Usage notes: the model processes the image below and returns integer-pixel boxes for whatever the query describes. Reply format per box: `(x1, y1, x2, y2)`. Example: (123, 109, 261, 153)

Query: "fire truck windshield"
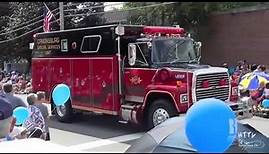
(151, 38, 198, 65)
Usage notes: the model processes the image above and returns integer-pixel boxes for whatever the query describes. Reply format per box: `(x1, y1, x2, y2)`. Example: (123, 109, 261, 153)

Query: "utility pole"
(59, 2, 64, 30)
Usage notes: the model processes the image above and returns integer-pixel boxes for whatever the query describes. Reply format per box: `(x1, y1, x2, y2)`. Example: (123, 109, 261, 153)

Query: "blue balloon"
(262, 99, 269, 108)
(13, 107, 29, 125)
(52, 84, 70, 106)
(185, 98, 237, 153)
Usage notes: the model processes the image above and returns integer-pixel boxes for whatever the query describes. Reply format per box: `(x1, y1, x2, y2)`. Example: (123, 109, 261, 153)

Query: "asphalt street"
(15, 94, 269, 152)
(16, 94, 144, 152)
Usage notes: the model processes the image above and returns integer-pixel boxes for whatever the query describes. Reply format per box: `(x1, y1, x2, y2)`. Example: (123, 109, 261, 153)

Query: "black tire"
(54, 99, 73, 122)
(146, 99, 178, 130)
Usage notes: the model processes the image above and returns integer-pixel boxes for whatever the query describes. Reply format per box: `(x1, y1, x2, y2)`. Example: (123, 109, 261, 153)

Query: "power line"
(0, 15, 42, 34)
(63, 2, 84, 7)
(0, 19, 60, 45)
(0, 12, 59, 37)
(0, 2, 177, 44)
(0, 2, 122, 36)
(64, 2, 177, 18)
(0, 7, 59, 34)
(63, 2, 108, 8)
(0, 2, 115, 37)
(64, 2, 125, 12)
(0, 2, 120, 34)
(0, 2, 121, 36)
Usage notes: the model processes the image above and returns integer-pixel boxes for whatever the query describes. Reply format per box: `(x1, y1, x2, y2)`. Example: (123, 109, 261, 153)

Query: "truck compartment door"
(91, 57, 117, 111)
(49, 59, 72, 99)
(71, 58, 92, 106)
(32, 59, 49, 92)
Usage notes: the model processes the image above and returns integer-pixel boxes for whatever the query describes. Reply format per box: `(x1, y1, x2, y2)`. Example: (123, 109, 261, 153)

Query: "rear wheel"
(147, 99, 178, 130)
(55, 99, 73, 122)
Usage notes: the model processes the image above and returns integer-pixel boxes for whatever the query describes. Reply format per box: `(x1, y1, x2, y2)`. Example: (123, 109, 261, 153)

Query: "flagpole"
(43, 2, 60, 26)
(59, 2, 64, 30)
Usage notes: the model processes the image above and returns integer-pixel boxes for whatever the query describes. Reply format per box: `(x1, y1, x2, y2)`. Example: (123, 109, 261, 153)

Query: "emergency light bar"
(143, 26, 185, 35)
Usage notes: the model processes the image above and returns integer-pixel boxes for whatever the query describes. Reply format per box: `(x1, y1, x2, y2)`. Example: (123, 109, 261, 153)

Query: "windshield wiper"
(169, 59, 189, 64)
(187, 52, 195, 63)
(188, 59, 197, 64)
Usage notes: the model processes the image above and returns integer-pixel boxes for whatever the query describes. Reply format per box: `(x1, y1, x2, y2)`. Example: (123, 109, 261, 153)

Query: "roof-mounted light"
(143, 26, 185, 35)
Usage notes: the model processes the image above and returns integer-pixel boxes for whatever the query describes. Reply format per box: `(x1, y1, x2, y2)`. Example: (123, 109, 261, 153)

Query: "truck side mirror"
(196, 41, 202, 61)
(128, 44, 136, 66)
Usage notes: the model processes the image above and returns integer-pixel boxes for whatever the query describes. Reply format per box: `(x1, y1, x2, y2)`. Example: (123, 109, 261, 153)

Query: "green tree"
(124, 2, 212, 39)
(123, 2, 262, 40)
(0, 2, 58, 70)
(0, 2, 10, 41)
(5, 2, 58, 39)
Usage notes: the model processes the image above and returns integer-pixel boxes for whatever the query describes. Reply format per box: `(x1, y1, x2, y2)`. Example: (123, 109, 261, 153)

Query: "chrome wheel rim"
(56, 105, 66, 117)
(153, 108, 169, 127)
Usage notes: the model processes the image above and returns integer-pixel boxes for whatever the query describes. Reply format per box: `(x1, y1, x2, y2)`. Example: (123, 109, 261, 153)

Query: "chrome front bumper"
(228, 101, 253, 120)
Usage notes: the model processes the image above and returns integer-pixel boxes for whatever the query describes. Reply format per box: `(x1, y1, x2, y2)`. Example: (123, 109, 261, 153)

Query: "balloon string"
(49, 107, 56, 116)
(51, 108, 56, 113)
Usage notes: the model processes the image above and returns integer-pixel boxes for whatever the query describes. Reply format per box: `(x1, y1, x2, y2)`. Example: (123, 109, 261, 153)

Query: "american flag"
(43, 7, 53, 32)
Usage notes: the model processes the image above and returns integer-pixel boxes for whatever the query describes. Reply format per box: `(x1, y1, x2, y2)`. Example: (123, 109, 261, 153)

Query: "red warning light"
(143, 26, 185, 35)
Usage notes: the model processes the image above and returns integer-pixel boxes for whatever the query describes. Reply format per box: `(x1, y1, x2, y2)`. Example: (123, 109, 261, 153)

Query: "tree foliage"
(123, 2, 263, 40)
(5, 2, 58, 39)
(0, 2, 105, 65)
(0, 2, 57, 65)
(0, 2, 10, 41)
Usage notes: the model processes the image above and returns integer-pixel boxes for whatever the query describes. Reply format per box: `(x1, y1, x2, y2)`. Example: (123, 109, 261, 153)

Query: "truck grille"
(195, 72, 229, 102)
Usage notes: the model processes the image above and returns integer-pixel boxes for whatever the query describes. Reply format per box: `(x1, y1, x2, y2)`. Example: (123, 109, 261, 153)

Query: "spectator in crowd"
(0, 71, 5, 82)
(254, 65, 262, 73)
(1, 76, 11, 84)
(0, 83, 4, 97)
(241, 60, 250, 75)
(2, 83, 28, 110)
(23, 93, 45, 139)
(250, 81, 266, 112)
(222, 62, 235, 76)
(222, 63, 228, 68)
(12, 84, 19, 94)
(10, 71, 18, 84)
(25, 80, 33, 94)
(234, 61, 244, 77)
(250, 64, 258, 72)
(15, 76, 27, 94)
(0, 97, 16, 142)
(260, 65, 267, 74)
(263, 82, 269, 100)
(251, 82, 269, 112)
(35, 91, 50, 141)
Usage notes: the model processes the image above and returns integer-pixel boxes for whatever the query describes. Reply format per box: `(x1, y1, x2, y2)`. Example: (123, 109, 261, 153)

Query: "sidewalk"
(240, 116, 269, 137)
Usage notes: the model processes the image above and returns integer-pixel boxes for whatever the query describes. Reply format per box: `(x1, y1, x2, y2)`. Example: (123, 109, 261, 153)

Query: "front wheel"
(55, 99, 73, 122)
(147, 99, 178, 130)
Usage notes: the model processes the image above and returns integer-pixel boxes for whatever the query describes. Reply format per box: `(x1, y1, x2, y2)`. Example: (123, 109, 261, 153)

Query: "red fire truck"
(32, 24, 247, 129)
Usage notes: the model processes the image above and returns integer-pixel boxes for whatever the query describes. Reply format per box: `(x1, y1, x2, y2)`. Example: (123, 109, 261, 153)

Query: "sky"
(104, 2, 124, 12)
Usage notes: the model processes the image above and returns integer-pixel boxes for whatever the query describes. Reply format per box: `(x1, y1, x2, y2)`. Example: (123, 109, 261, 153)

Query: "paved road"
(15, 94, 269, 152)
(48, 114, 144, 152)
(16, 94, 144, 152)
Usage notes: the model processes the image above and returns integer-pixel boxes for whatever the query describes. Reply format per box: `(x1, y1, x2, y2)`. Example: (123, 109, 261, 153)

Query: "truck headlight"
(232, 87, 238, 96)
(180, 94, 188, 103)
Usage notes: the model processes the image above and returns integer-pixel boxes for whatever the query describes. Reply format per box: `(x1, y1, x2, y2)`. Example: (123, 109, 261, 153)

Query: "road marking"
(68, 132, 143, 151)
